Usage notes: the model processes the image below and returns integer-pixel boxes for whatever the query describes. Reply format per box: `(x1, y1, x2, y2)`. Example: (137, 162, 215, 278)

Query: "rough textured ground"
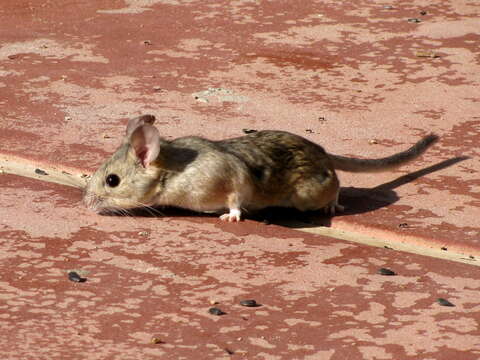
(0, 0, 479, 358)
(1, 175, 479, 359)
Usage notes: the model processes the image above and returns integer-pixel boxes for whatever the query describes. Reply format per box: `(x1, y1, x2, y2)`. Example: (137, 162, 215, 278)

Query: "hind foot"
(324, 203, 345, 216)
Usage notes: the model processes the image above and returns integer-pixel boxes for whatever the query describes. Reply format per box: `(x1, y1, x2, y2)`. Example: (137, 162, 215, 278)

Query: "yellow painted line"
(1, 154, 477, 266)
(0, 154, 88, 189)
(284, 220, 478, 267)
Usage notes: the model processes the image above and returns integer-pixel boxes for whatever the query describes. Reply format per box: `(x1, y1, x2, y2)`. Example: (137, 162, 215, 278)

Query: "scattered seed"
(415, 50, 439, 58)
(305, 129, 314, 133)
(143, 40, 152, 45)
(398, 223, 408, 228)
(209, 300, 219, 305)
(407, 18, 421, 23)
(377, 268, 396, 276)
(35, 168, 48, 176)
(368, 139, 378, 145)
(420, 10, 427, 15)
(150, 337, 163, 344)
(68, 271, 86, 283)
(208, 307, 225, 316)
(318, 116, 326, 122)
(138, 231, 149, 237)
(239, 299, 259, 307)
(242, 128, 257, 134)
(437, 298, 455, 307)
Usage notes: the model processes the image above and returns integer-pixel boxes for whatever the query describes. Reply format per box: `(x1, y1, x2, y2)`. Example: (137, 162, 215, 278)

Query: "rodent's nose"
(83, 192, 101, 212)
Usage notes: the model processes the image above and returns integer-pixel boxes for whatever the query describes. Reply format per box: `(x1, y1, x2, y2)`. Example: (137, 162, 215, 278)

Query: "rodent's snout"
(82, 191, 102, 213)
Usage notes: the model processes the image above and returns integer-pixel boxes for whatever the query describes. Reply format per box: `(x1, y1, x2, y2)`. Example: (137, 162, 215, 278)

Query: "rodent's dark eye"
(106, 174, 120, 187)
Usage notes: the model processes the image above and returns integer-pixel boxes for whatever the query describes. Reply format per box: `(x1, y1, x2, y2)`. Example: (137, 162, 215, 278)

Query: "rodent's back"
(217, 130, 334, 194)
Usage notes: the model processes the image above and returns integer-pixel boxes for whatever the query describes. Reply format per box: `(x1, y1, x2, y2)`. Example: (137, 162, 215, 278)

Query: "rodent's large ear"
(126, 114, 156, 137)
(129, 124, 161, 168)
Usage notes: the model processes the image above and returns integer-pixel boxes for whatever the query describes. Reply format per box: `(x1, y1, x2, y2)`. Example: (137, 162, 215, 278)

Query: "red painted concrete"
(1, 0, 478, 253)
(1, 0, 479, 358)
(1, 174, 480, 359)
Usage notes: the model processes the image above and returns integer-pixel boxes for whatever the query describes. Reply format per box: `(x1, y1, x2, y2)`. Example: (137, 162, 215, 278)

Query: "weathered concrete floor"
(0, 0, 479, 358)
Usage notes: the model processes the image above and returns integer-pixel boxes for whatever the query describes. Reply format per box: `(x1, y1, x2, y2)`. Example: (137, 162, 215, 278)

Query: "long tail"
(329, 134, 439, 173)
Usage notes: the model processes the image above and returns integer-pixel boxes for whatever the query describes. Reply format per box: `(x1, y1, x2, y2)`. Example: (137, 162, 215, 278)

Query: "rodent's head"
(84, 115, 165, 214)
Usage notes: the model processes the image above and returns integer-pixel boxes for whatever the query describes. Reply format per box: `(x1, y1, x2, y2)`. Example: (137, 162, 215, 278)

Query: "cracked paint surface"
(1, 175, 480, 359)
(0, 0, 478, 251)
(0, 0, 480, 358)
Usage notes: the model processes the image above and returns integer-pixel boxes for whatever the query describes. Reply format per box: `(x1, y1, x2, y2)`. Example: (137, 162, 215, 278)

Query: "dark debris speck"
(35, 168, 48, 176)
(208, 307, 226, 316)
(68, 271, 86, 283)
(239, 299, 260, 307)
(377, 268, 396, 276)
(437, 298, 455, 307)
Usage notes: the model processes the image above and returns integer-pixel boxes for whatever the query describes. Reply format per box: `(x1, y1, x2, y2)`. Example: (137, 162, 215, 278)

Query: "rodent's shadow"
(109, 157, 468, 225)
(276, 156, 468, 228)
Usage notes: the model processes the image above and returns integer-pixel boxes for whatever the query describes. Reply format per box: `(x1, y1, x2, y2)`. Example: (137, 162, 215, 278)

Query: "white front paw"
(220, 208, 242, 222)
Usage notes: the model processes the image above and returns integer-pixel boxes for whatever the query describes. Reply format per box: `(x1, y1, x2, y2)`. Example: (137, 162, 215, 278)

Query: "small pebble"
(239, 299, 259, 307)
(407, 18, 421, 23)
(242, 128, 257, 134)
(150, 337, 163, 344)
(138, 231, 149, 237)
(208, 307, 225, 316)
(420, 10, 427, 15)
(368, 139, 378, 145)
(398, 223, 409, 228)
(35, 168, 48, 176)
(437, 298, 455, 307)
(143, 40, 152, 45)
(153, 86, 163, 92)
(383, 5, 394, 9)
(377, 268, 396, 276)
(225, 348, 234, 355)
(441, 246, 447, 251)
(68, 271, 86, 283)
(305, 129, 314, 133)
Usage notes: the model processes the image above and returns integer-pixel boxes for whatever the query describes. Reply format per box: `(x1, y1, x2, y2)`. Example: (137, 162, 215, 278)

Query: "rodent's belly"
(155, 192, 227, 213)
